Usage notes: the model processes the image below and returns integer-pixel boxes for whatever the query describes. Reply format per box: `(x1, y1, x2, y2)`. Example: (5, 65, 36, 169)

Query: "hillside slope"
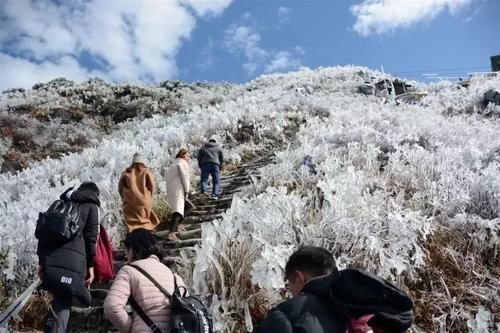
(1, 67, 499, 332)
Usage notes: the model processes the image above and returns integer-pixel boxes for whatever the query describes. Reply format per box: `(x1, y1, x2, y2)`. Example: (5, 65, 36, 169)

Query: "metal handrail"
(0, 277, 40, 331)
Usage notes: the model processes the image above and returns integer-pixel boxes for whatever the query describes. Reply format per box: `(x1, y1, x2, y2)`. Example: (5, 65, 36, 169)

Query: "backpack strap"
(128, 297, 163, 333)
(129, 264, 178, 333)
(129, 264, 173, 297)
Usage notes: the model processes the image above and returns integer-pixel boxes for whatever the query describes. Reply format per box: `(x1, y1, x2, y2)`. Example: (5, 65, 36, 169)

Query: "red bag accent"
(346, 314, 378, 333)
(94, 224, 115, 282)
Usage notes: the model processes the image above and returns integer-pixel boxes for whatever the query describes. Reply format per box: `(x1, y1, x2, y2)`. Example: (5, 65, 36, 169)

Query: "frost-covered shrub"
(0, 77, 249, 171)
(0, 70, 301, 298)
(1, 67, 500, 331)
(190, 67, 500, 331)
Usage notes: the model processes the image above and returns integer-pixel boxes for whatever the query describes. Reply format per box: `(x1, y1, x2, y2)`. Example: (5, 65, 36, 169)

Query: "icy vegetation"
(0, 78, 232, 172)
(1, 67, 500, 331)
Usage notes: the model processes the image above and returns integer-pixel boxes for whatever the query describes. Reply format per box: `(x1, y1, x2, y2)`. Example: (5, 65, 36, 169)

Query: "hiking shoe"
(211, 194, 219, 200)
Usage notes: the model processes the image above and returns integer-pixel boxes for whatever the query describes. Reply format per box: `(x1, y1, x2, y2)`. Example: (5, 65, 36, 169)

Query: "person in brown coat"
(118, 152, 159, 233)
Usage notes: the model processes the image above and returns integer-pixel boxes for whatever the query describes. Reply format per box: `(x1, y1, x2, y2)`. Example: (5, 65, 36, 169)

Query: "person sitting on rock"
(198, 135, 224, 199)
(118, 152, 159, 233)
(104, 229, 188, 332)
(165, 148, 191, 241)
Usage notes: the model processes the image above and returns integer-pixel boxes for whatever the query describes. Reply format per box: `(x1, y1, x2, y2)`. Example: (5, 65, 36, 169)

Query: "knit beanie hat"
(132, 152, 146, 165)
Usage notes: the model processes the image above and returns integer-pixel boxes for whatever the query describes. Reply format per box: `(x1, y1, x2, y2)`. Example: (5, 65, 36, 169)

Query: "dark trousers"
(170, 212, 183, 232)
(200, 163, 220, 195)
(46, 295, 72, 333)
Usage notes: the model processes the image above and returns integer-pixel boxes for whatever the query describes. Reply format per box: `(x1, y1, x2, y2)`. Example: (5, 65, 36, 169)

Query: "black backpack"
(128, 264, 213, 333)
(320, 269, 414, 332)
(35, 199, 81, 244)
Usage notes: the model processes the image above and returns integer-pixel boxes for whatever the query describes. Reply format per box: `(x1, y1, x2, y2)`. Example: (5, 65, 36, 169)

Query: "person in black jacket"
(259, 246, 346, 333)
(197, 135, 224, 199)
(37, 182, 100, 333)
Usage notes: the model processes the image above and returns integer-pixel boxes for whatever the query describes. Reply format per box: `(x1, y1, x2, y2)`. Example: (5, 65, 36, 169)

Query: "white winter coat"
(166, 158, 190, 216)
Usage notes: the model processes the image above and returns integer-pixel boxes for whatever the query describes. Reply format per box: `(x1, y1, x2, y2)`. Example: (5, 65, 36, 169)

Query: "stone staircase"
(67, 153, 275, 332)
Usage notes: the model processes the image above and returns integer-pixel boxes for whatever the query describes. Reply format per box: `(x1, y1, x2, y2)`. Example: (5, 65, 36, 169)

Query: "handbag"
(94, 224, 114, 282)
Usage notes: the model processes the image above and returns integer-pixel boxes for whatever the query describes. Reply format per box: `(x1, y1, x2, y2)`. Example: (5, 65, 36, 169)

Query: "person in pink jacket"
(104, 229, 187, 332)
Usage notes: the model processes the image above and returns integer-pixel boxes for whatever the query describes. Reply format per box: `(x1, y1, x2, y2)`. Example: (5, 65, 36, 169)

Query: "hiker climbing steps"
(67, 153, 275, 332)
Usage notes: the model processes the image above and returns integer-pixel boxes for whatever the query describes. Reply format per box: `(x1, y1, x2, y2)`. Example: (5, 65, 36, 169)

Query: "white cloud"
(180, 0, 233, 16)
(224, 25, 269, 74)
(278, 6, 292, 23)
(0, 0, 233, 90)
(242, 12, 253, 20)
(223, 24, 303, 75)
(350, 0, 476, 36)
(264, 51, 301, 73)
(0, 53, 105, 89)
(196, 39, 215, 71)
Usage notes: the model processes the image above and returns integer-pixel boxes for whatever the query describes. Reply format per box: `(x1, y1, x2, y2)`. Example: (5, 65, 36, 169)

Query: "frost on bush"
(1, 67, 500, 331)
(0, 69, 305, 302)
(467, 307, 497, 333)
(190, 68, 500, 331)
(0, 77, 244, 172)
(192, 190, 303, 330)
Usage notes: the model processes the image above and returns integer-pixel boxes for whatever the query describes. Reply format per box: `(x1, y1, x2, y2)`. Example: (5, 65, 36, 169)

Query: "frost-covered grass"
(1, 67, 499, 331)
(191, 69, 500, 332)
(0, 77, 236, 172)
(0, 68, 302, 294)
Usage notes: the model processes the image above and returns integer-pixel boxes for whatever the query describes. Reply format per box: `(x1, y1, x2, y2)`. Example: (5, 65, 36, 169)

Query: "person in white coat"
(165, 149, 191, 239)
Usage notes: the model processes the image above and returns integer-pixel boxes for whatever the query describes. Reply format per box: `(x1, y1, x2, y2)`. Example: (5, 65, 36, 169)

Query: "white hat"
(209, 134, 218, 142)
(132, 152, 146, 165)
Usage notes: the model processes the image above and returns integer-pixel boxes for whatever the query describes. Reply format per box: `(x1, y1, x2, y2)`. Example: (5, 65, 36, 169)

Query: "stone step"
(183, 214, 222, 224)
(162, 238, 201, 249)
(189, 208, 226, 217)
(114, 249, 125, 261)
(90, 289, 109, 302)
(183, 223, 206, 231)
(177, 228, 201, 240)
(190, 198, 232, 208)
(69, 306, 111, 332)
(164, 246, 196, 258)
(219, 176, 251, 183)
(156, 227, 201, 240)
(163, 256, 183, 266)
(219, 180, 252, 188)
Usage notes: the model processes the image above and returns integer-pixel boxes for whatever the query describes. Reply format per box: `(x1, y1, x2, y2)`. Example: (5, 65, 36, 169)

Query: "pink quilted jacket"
(104, 255, 186, 332)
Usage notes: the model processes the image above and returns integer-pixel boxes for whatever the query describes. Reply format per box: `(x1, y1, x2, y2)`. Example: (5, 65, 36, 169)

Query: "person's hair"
(285, 246, 337, 279)
(123, 229, 164, 261)
(78, 181, 99, 197)
(208, 139, 216, 143)
(176, 148, 190, 159)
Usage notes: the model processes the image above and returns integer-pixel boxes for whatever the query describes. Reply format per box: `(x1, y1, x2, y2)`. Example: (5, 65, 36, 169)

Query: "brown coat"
(118, 164, 159, 232)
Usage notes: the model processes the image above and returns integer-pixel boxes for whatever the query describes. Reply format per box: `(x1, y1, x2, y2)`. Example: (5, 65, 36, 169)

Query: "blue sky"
(0, 0, 498, 90)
